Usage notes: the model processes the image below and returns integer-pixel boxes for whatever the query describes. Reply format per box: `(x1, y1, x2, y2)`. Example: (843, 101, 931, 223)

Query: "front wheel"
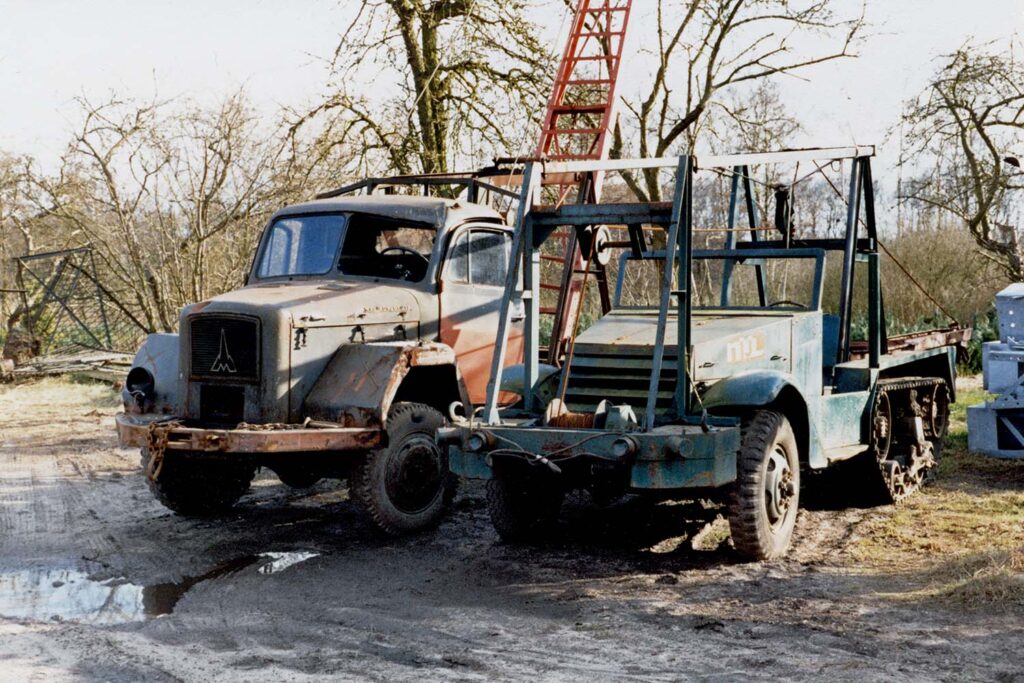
(141, 450, 256, 517)
(727, 411, 801, 561)
(351, 402, 455, 535)
(486, 474, 564, 542)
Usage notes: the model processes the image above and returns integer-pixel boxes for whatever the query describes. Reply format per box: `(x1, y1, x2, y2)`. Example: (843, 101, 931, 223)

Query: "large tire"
(486, 474, 564, 542)
(727, 411, 801, 561)
(351, 402, 455, 535)
(141, 450, 256, 517)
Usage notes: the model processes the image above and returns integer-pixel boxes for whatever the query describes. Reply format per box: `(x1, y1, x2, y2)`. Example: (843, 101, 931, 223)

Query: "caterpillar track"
(869, 377, 951, 503)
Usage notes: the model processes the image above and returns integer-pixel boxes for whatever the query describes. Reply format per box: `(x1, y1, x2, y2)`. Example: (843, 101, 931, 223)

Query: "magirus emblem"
(210, 329, 237, 373)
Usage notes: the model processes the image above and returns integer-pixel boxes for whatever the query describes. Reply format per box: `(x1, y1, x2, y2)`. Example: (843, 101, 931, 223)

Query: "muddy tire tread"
(727, 410, 799, 561)
(486, 475, 562, 542)
(141, 450, 255, 517)
(351, 402, 454, 536)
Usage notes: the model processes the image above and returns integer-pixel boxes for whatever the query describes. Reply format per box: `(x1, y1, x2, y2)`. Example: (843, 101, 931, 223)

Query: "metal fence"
(14, 247, 145, 355)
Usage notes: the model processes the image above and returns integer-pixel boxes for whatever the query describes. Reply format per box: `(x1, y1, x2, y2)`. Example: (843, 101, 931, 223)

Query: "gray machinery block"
(981, 341, 1024, 394)
(967, 284, 1024, 458)
(967, 398, 1024, 460)
(995, 283, 1024, 347)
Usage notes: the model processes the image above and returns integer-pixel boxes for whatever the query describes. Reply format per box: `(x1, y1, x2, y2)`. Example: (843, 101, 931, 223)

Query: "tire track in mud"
(0, 387, 131, 570)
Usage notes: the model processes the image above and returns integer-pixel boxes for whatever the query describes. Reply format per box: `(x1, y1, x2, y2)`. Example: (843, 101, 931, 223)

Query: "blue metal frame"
(721, 165, 767, 306)
(449, 146, 959, 500)
(614, 248, 827, 312)
(480, 149, 883, 430)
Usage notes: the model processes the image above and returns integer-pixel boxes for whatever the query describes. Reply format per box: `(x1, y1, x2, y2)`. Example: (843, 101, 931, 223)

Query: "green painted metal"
(820, 390, 872, 449)
(644, 156, 691, 430)
(452, 147, 959, 500)
(446, 422, 741, 489)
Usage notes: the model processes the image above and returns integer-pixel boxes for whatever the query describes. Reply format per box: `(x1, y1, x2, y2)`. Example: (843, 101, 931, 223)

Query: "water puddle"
(0, 551, 320, 625)
(258, 551, 319, 574)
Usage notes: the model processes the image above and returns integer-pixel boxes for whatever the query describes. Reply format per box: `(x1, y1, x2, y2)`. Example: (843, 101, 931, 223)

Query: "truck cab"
(118, 185, 523, 535)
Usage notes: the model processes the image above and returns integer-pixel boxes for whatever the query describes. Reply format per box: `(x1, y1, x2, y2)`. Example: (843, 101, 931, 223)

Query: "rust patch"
(117, 413, 380, 453)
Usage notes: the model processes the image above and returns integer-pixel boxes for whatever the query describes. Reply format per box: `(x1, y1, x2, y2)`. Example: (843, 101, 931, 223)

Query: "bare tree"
(0, 153, 34, 357)
(612, 0, 866, 201)
(294, 0, 551, 177)
(901, 41, 1024, 280)
(25, 93, 316, 333)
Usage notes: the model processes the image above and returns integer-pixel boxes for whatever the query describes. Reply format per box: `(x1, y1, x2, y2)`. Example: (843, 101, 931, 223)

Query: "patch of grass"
(918, 546, 1024, 611)
(0, 376, 120, 411)
(850, 377, 1024, 609)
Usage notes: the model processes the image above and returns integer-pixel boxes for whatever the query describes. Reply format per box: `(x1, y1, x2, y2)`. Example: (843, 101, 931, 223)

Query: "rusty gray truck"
(117, 175, 525, 534)
(442, 148, 963, 560)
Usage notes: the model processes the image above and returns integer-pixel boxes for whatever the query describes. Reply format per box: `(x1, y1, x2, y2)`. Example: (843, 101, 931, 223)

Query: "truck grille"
(564, 350, 677, 413)
(190, 315, 260, 382)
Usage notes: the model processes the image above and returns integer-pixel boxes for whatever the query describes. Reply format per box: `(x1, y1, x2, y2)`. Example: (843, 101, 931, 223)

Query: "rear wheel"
(351, 402, 455, 535)
(486, 474, 564, 542)
(727, 411, 801, 561)
(141, 450, 256, 517)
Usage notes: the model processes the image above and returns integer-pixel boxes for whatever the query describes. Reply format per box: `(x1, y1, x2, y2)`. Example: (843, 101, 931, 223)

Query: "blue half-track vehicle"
(440, 147, 962, 560)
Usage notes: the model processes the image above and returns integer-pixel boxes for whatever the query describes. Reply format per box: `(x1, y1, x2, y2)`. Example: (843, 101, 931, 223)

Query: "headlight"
(125, 367, 155, 406)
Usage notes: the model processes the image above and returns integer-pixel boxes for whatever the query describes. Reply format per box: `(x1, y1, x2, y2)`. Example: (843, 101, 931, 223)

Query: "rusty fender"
(116, 413, 380, 453)
(302, 341, 469, 429)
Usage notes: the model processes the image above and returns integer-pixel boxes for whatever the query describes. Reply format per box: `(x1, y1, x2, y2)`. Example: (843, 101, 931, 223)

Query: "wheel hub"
(764, 447, 794, 528)
(384, 436, 443, 514)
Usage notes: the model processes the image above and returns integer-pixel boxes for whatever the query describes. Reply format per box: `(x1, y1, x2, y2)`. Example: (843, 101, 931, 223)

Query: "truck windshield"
(616, 252, 822, 311)
(256, 214, 346, 278)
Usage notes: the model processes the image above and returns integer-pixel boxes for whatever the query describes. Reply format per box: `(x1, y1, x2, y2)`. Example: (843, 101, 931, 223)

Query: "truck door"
(439, 227, 524, 405)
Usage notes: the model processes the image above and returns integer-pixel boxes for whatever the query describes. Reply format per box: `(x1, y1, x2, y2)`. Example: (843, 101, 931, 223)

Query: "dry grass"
(850, 382, 1024, 610)
(919, 546, 1024, 610)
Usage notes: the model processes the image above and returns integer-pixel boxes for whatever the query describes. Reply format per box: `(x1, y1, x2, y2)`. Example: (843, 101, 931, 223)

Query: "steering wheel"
(379, 246, 429, 264)
(767, 300, 808, 310)
(379, 246, 429, 280)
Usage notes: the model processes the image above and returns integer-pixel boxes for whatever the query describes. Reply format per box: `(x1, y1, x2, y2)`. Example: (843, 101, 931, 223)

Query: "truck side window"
(447, 230, 511, 286)
(447, 232, 471, 283)
(470, 232, 510, 287)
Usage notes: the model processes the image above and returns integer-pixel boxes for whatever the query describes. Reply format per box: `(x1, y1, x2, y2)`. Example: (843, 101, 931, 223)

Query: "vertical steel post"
(522, 214, 541, 413)
(868, 252, 881, 369)
(837, 158, 863, 364)
(720, 166, 741, 306)
(676, 159, 694, 418)
(860, 158, 887, 353)
(644, 155, 691, 430)
(734, 167, 768, 304)
(484, 163, 538, 424)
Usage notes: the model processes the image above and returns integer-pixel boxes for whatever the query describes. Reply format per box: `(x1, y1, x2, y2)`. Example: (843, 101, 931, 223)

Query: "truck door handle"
(771, 354, 786, 361)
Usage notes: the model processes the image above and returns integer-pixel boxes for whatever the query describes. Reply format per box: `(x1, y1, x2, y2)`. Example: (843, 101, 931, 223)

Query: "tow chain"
(145, 420, 181, 482)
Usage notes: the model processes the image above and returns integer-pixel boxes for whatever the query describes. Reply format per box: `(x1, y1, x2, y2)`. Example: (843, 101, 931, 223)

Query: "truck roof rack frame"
(480, 147, 883, 429)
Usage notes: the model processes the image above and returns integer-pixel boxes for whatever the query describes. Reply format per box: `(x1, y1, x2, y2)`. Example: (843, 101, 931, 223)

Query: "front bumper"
(442, 423, 741, 490)
(116, 413, 381, 453)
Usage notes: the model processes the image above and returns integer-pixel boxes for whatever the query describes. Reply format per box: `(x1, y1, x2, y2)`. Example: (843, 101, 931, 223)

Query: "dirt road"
(0, 378, 1021, 682)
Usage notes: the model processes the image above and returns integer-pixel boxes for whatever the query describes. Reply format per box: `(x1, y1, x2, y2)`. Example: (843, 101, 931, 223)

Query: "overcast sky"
(1, 0, 1021, 180)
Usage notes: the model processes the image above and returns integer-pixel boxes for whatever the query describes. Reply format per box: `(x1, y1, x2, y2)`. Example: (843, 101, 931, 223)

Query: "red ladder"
(536, 0, 632, 364)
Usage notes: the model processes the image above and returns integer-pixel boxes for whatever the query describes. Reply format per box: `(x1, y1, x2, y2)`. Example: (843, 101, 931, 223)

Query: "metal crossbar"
(481, 146, 887, 428)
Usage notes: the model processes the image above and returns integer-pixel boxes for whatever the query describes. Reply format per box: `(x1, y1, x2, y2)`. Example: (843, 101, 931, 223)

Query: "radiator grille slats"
(564, 352, 676, 412)
(190, 316, 260, 381)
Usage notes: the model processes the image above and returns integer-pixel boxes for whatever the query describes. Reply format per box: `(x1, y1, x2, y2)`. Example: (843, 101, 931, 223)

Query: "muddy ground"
(0, 378, 1021, 682)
